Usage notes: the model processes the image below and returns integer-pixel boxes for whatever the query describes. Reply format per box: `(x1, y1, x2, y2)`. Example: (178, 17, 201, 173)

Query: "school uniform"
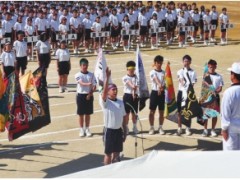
(221, 83, 240, 150)
(191, 13, 200, 31)
(165, 13, 175, 32)
(59, 15, 70, 26)
(177, 68, 197, 113)
(92, 22, 102, 41)
(55, 48, 70, 76)
(82, 18, 93, 40)
(219, 13, 229, 32)
(109, 14, 119, 37)
(138, 13, 148, 36)
(199, 11, 206, 30)
(149, 19, 158, 37)
(70, 16, 82, 40)
(149, 69, 165, 111)
(152, 11, 163, 26)
(210, 11, 219, 27)
(35, 40, 51, 68)
(122, 74, 139, 113)
(13, 40, 28, 71)
(35, 17, 47, 34)
(50, 19, 59, 43)
(100, 16, 108, 30)
(128, 13, 136, 29)
(58, 24, 69, 34)
(14, 22, 25, 35)
(121, 21, 130, 40)
(203, 14, 212, 32)
(178, 16, 187, 35)
(0, 51, 16, 77)
(2, 19, 14, 39)
(99, 97, 126, 154)
(24, 24, 35, 46)
(75, 71, 96, 115)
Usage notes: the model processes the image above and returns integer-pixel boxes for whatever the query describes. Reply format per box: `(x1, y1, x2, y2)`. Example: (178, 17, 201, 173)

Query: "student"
(176, 55, 197, 136)
(203, 9, 211, 45)
(109, 8, 119, 50)
(100, 67, 127, 165)
(148, 55, 166, 135)
(219, 7, 229, 44)
(177, 10, 187, 47)
(0, 42, 16, 78)
(149, 13, 158, 49)
(75, 58, 96, 137)
(191, 8, 200, 43)
(221, 62, 240, 150)
(13, 31, 28, 76)
(13, 15, 25, 41)
(59, 17, 69, 35)
(121, 15, 130, 52)
(70, 9, 82, 54)
(50, 13, 59, 55)
(199, 5, 206, 40)
(138, 8, 148, 48)
(210, 5, 218, 42)
(82, 12, 93, 53)
(35, 10, 47, 35)
(202, 59, 223, 137)
(122, 61, 139, 134)
(2, 12, 14, 43)
(165, 8, 175, 45)
(91, 16, 102, 55)
(24, 17, 35, 61)
(56, 40, 71, 93)
(35, 32, 51, 75)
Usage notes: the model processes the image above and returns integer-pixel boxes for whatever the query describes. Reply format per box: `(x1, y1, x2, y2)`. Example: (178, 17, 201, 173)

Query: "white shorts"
(223, 133, 240, 150)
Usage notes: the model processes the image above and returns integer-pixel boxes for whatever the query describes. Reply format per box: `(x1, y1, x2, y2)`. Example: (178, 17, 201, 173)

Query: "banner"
(5, 73, 29, 141)
(135, 46, 149, 111)
(164, 62, 178, 123)
(0, 69, 8, 132)
(94, 48, 112, 92)
(180, 68, 203, 127)
(197, 64, 220, 125)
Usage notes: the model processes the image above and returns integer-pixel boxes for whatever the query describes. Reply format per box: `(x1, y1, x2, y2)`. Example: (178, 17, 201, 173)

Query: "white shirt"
(35, 40, 50, 54)
(91, 22, 101, 32)
(100, 16, 108, 28)
(221, 84, 240, 132)
(150, 19, 158, 30)
(55, 48, 70, 62)
(128, 13, 135, 26)
(121, 21, 130, 31)
(122, 75, 138, 94)
(24, 24, 35, 35)
(219, 13, 229, 24)
(0, 51, 16, 66)
(59, 24, 69, 33)
(13, 40, 27, 57)
(117, 13, 125, 22)
(177, 68, 197, 91)
(210, 11, 218, 20)
(99, 97, 126, 129)
(50, 19, 59, 31)
(150, 69, 165, 91)
(35, 17, 47, 31)
(2, 19, 14, 33)
(203, 14, 211, 24)
(152, 11, 163, 23)
(59, 15, 70, 26)
(178, 16, 187, 26)
(70, 16, 81, 29)
(14, 22, 24, 32)
(209, 73, 224, 90)
(82, 18, 93, 29)
(138, 14, 148, 26)
(109, 14, 119, 26)
(75, 71, 96, 94)
(191, 13, 200, 22)
(165, 13, 175, 22)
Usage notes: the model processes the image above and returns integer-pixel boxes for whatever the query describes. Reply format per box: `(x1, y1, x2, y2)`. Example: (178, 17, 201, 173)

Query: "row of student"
(0, 3, 230, 52)
(74, 56, 240, 164)
(73, 55, 224, 140)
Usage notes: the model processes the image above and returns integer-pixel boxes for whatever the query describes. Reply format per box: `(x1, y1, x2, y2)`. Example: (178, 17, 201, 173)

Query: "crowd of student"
(0, 1, 231, 55)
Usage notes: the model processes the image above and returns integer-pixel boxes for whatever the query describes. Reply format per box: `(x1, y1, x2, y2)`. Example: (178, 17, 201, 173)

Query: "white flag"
(94, 48, 112, 92)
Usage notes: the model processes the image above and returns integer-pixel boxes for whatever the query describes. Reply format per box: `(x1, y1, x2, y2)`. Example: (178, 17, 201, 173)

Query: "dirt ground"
(0, 1, 240, 178)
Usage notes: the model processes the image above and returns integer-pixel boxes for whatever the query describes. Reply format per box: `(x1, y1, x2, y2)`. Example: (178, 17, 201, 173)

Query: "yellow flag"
(0, 69, 6, 99)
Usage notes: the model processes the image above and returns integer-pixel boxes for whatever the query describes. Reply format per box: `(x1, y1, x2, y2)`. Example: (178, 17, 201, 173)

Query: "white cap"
(227, 62, 240, 75)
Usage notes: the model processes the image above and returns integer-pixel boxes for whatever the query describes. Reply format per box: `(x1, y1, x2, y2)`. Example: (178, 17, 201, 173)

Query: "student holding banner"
(176, 55, 197, 136)
(35, 32, 51, 75)
(24, 17, 35, 61)
(219, 7, 229, 45)
(148, 55, 166, 135)
(0, 42, 16, 78)
(202, 59, 224, 137)
(56, 40, 71, 93)
(75, 58, 96, 137)
(13, 31, 28, 76)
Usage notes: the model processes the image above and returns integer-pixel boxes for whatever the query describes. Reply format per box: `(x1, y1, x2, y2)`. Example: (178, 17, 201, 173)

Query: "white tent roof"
(60, 150, 240, 178)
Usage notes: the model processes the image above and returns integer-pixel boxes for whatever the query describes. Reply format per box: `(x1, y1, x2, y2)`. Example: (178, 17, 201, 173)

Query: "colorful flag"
(180, 68, 203, 127)
(135, 45, 149, 111)
(5, 73, 29, 140)
(164, 62, 178, 123)
(94, 48, 112, 92)
(198, 64, 220, 125)
(0, 69, 8, 132)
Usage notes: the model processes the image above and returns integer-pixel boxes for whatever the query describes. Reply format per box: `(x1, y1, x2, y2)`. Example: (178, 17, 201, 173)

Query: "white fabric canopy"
(60, 150, 240, 178)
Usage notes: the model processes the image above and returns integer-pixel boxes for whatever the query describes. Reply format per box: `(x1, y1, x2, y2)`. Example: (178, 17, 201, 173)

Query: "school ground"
(1, 1, 240, 178)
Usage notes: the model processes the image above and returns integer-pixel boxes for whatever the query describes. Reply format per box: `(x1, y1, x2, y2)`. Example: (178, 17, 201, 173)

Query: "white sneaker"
(176, 127, 183, 136)
(59, 86, 63, 93)
(210, 38, 214, 42)
(151, 45, 155, 49)
(64, 86, 68, 92)
(27, 56, 31, 61)
(149, 127, 155, 135)
(185, 127, 192, 136)
(202, 129, 208, 137)
(123, 47, 127, 52)
(133, 126, 139, 134)
(74, 49, 77, 54)
(85, 128, 92, 137)
(79, 128, 85, 137)
(192, 38, 196, 43)
(179, 43, 183, 47)
(204, 41, 208, 45)
(84, 49, 88, 53)
(94, 50, 98, 55)
(159, 127, 165, 135)
(211, 129, 217, 137)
